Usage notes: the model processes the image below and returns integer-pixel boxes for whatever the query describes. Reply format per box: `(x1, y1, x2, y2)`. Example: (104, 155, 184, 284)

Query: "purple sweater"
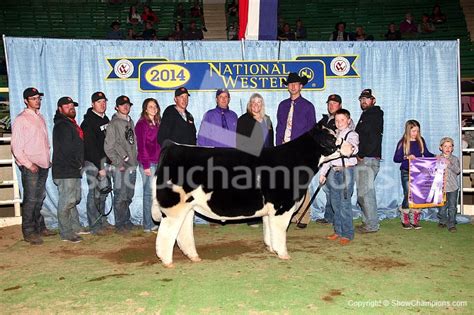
(393, 138, 434, 170)
(275, 95, 316, 145)
(135, 117, 160, 169)
(197, 106, 238, 147)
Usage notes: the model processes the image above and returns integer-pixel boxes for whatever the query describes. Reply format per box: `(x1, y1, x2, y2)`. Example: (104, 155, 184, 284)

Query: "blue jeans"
(20, 166, 48, 237)
(400, 169, 410, 209)
(327, 168, 355, 240)
(355, 158, 380, 231)
(84, 161, 109, 233)
(438, 190, 458, 228)
(53, 178, 82, 239)
(322, 181, 334, 223)
(139, 164, 157, 230)
(112, 167, 136, 230)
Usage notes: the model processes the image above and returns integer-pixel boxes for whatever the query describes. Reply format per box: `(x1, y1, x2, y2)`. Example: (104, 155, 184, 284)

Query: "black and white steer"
(151, 125, 352, 267)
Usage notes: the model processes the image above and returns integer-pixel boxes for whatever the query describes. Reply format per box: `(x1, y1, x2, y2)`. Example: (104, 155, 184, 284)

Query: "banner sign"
(409, 157, 447, 208)
(106, 55, 358, 92)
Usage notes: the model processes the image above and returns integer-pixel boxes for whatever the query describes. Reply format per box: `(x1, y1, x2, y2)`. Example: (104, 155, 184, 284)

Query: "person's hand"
(319, 175, 326, 185)
(98, 169, 106, 178)
(119, 166, 126, 172)
(144, 168, 152, 177)
(28, 163, 39, 173)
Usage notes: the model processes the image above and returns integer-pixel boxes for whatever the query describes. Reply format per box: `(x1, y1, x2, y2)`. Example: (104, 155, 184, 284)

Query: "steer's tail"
(151, 175, 162, 222)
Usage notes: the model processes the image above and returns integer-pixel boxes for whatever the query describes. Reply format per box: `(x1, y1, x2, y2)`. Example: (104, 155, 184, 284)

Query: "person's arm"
(275, 102, 284, 145)
(11, 116, 34, 169)
(197, 112, 211, 147)
(157, 108, 174, 146)
(135, 120, 150, 169)
(104, 122, 126, 167)
(347, 130, 359, 156)
(306, 102, 316, 130)
(393, 141, 405, 163)
(81, 121, 101, 170)
(449, 156, 461, 175)
(54, 123, 82, 170)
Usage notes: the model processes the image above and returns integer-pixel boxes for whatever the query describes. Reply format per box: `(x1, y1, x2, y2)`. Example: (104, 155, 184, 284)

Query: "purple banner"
(409, 157, 447, 208)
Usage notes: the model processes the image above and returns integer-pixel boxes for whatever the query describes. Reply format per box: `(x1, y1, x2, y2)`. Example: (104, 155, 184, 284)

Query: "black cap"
(326, 94, 342, 104)
(23, 87, 44, 99)
(175, 87, 190, 97)
(91, 91, 107, 103)
(57, 96, 78, 107)
(216, 88, 230, 97)
(282, 72, 309, 86)
(116, 95, 133, 106)
(359, 89, 375, 99)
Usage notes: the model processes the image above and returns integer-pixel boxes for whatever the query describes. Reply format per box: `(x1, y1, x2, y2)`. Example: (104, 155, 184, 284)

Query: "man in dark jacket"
(80, 92, 110, 235)
(158, 87, 197, 146)
(355, 89, 384, 233)
(52, 96, 85, 243)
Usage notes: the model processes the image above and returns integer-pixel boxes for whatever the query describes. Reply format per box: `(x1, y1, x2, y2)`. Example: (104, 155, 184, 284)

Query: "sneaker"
(248, 224, 260, 228)
(357, 226, 378, 233)
(144, 229, 152, 233)
(62, 235, 83, 243)
(326, 233, 339, 240)
(412, 224, 422, 230)
(339, 237, 351, 245)
(448, 227, 457, 233)
(315, 219, 330, 225)
(402, 222, 413, 230)
(151, 225, 159, 232)
(438, 223, 447, 228)
(40, 229, 58, 237)
(296, 223, 307, 229)
(76, 229, 91, 235)
(91, 229, 107, 236)
(24, 234, 43, 245)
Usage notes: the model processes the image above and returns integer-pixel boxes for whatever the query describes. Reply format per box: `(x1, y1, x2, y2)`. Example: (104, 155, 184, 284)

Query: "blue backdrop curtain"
(5, 37, 460, 227)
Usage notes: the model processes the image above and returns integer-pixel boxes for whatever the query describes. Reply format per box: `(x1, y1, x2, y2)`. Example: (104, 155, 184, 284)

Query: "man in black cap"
(80, 92, 111, 235)
(157, 87, 197, 146)
(276, 72, 316, 146)
(354, 89, 384, 233)
(104, 95, 138, 234)
(11, 87, 56, 245)
(52, 96, 85, 243)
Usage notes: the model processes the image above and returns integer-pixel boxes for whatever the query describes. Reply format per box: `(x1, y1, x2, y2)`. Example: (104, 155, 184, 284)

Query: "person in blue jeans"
(436, 137, 460, 232)
(354, 89, 384, 233)
(319, 109, 359, 245)
(135, 98, 161, 233)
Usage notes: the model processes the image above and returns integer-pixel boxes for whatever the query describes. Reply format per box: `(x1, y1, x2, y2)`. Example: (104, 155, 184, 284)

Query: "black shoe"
(40, 229, 58, 237)
(412, 224, 422, 230)
(296, 223, 307, 229)
(315, 219, 330, 225)
(448, 226, 457, 233)
(62, 235, 83, 243)
(357, 226, 378, 233)
(438, 223, 447, 228)
(24, 234, 43, 245)
(402, 222, 412, 230)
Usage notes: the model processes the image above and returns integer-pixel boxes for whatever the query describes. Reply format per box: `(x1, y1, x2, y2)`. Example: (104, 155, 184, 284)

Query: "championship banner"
(409, 157, 447, 208)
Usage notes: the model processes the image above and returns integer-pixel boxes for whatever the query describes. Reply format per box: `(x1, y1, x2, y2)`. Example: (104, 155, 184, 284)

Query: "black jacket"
(355, 105, 384, 158)
(52, 111, 84, 179)
(317, 114, 337, 131)
(80, 108, 110, 170)
(158, 105, 197, 146)
(236, 113, 274, 156)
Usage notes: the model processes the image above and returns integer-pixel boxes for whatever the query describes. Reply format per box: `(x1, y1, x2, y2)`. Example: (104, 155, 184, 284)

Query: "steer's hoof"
(189, 256, 202, 262)
(266, 246, 275, 253)
(278, 254, 291, 260)
(162, 262, 175, 268)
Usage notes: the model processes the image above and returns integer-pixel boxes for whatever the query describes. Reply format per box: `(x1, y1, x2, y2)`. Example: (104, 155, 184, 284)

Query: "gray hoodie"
(104, 113, 138, 168)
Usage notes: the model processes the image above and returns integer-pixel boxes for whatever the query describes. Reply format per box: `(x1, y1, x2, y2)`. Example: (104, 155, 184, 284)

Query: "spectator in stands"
(330, 22, 351, 41)
(190, 1, 207, 32)
(385, 22, 402, 40)
(142, 21, 157, 40)
(354, 26, 374, 41)
(174, 3, 186, 21)
(107, 21, 125, 40)
(418, 14, 436, 34)
(399, 12, 418, 38)
(127, 28, 137, 40)
(278, 23, 295, 40)
(185, 20, 204, 40)
(431, 4, 447, 24)
(227, 21, 238, 40)
(227, 0, 238, 22)
(277, 16, 286, 38)
(141, 5, 159, 25)
(295, 19, 307, 40)
(127, 5, 142, 26)
(169, 22, 185, 40)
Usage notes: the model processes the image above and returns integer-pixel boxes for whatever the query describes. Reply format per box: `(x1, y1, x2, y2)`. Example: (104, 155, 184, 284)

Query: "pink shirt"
(11, 108, 51, 169)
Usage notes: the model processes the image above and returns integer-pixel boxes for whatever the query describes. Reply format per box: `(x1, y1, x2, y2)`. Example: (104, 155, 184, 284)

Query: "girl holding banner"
(393, 120, 435, 229)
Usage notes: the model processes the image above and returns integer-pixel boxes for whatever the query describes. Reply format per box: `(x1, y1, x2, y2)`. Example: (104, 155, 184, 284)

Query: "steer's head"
(309, 124, 338, 156)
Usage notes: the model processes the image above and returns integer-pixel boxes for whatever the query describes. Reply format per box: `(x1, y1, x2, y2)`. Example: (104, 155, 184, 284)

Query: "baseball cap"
(57, 96, 78, 107)
(116, 95, 133, 106)
(359, 89, 375, 99)
(23, 87, 44, 99)
(175, 87, 190, 97)
(216, 88, 230, 97)
(91, 91, 108, 102)
(326, 94, 342, 104)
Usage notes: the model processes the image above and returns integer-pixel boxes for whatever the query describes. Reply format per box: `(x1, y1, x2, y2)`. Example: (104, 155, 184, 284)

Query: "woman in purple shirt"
(393, 120, 434, 230)
(135, 98, 161, 232)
